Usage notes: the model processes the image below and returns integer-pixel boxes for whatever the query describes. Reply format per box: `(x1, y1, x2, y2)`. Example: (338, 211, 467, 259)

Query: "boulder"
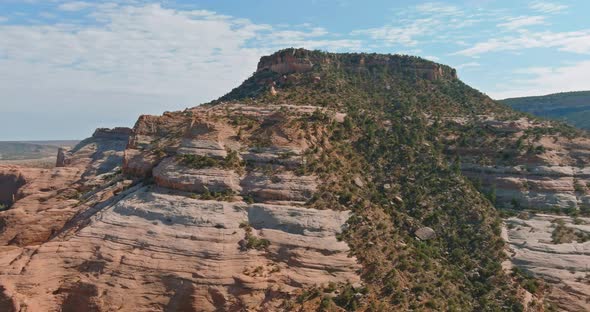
(415, 227, 436, 240)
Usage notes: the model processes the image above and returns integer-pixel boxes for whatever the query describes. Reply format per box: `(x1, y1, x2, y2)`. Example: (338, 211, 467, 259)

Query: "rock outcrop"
(0, 128, 131, 247)
(92, 127, 133, 140)
(0, 171, 26, 208)
(0, 187, 358, 311)
(438, 113, 590, 310)
(256, 48, 457, 81)
(439, 116, 590, 211)
(414, 227, 436, 240)
(504, 214, 590, 311)
(153, 157, 242, 193)
(0, 98, 360, 310)
(257, 49, 314, 74)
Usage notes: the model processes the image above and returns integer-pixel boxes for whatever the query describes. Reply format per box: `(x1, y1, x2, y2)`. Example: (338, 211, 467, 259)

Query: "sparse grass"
(163, 49, 542, 310)
(189, 189, 235, 201)
(551, 219, 590, 244)
(511, 267, 542, 294)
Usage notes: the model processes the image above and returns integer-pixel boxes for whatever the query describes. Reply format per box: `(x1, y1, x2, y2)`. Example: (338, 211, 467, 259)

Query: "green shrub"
(240, 222, 270, 250)
(179, 149, 245, 174)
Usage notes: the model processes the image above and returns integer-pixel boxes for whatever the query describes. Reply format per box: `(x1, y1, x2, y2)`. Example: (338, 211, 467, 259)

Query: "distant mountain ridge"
(0, 141, 78, 160)
(0, 140, 79, 168)
(501, 91, 590, 130)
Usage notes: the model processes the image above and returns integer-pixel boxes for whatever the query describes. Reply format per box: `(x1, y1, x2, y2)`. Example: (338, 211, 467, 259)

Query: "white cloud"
(0, 3, 360, 139)
(58, 1, 92, 11)
(0, 16, 7, 23)
(353, 2, 477, 47)
(455, 30, 590, 56)
(39, 12, 57, 19)
(456, 62, 480, 69)
(529, 1, 568, 13)
(491, 61, 590, 99)
(498, 16, 546, 30)
(415, 2, 462, 16)
(351, 19, 434, 46)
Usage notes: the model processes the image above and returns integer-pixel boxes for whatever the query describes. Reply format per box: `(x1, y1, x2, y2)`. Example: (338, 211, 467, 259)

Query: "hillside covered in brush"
(502, 91, 590, 130)
(3, 48, 590, 311)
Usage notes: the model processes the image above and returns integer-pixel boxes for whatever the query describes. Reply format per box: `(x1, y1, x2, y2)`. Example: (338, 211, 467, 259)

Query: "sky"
(1, 0, 589, 140)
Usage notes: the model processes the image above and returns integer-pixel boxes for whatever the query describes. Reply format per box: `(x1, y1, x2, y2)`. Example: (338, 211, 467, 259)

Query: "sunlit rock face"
(433, 101, 590, 311)
(0, 92, 360, 311)
(504, 214, 590, 311)
(257, 48, 457, 80)
(0, 187, 358, 311)
(0, 129, 130, 247)
(6, 48, 590, 311)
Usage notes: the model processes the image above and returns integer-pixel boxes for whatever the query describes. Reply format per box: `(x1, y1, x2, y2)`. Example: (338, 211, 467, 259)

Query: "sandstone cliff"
(2, 49, 584, 311)
(0, 102, 361, 310)
(0, 128, 131, 247)
(256, 48, 457, 80)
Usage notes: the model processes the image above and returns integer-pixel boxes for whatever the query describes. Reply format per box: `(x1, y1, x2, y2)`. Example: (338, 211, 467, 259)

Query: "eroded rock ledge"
(0, 100, 361, 311)
(504, 214, 590, 311)
(0, 187, 359, 311)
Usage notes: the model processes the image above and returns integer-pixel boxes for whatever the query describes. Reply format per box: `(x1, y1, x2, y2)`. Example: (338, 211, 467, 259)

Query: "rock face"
(0, 128, 130, 247)
(0, 187, 358, 311)
(435, 112, 590, 310)
(92, 127, 133, 140)
(257, 49, 314, 74)
(241, 172, 317, 203)
(256, 48, 457, 81)
(0, 165, 82, 246)
(0, 98, 360, 310)
(438, 116, 590, 211)
(462, 163, 590, 210)
(504, 214, 590, 311)
(0, 171, 26, 208)
(55, 147, 71, 167)
(153, 157, 241, 193)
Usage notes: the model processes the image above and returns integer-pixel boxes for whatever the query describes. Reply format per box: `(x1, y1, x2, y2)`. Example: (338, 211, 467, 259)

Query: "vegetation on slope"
(209, 49, 540, 311)
(502, 91, 590, 130)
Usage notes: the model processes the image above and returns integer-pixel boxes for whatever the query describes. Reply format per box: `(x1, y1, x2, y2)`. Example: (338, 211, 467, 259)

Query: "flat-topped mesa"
(256, 48, 457, 81)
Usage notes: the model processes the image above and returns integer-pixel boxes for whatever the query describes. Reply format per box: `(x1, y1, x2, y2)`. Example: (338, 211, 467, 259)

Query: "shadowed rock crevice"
(0, 285, 18, 312)
(0, 172, 26, 209)
(58, 282, 101, 312)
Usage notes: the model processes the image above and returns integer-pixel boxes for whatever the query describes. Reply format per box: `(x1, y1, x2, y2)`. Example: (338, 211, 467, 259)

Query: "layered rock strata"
(504, 214, 590, 311)
(0, 187, 358, 311)
(0, 99, 359, 311)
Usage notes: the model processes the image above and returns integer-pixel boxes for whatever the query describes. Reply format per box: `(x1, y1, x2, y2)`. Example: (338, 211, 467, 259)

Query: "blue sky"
(1, 0, 589, 140)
